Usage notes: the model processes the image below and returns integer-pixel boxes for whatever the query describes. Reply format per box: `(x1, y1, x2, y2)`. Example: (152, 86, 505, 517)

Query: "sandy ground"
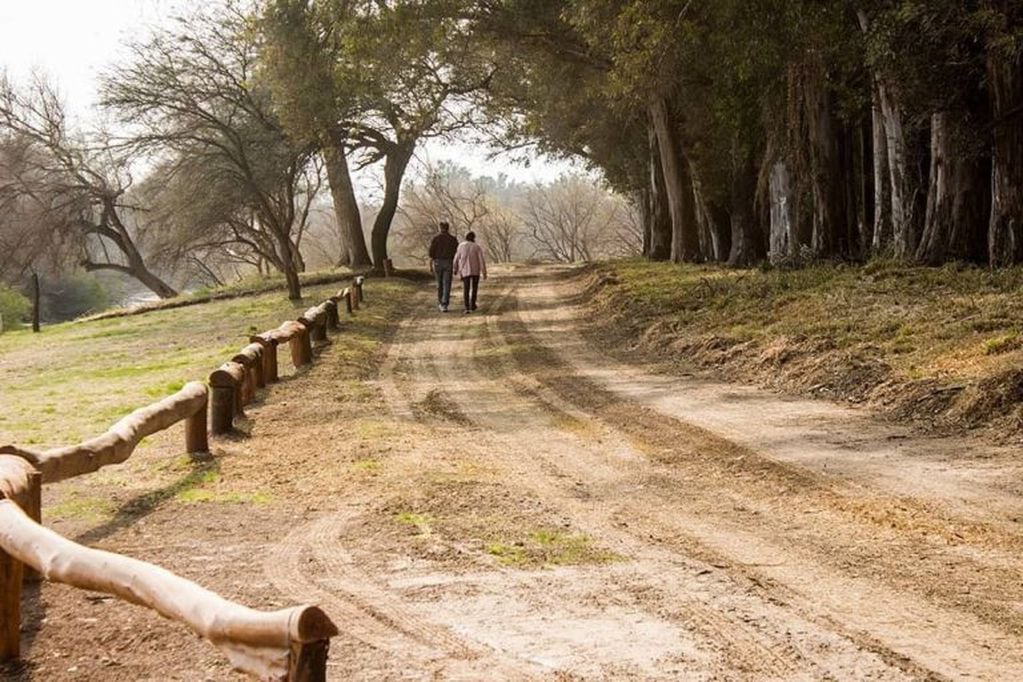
(7, 265, 1023, 680)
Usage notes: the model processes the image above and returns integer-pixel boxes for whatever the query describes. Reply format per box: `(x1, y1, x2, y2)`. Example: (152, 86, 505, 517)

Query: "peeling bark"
(988, 49, 1023, 267)
(647, 124, 672, 260)
(649, 96, 701, 262)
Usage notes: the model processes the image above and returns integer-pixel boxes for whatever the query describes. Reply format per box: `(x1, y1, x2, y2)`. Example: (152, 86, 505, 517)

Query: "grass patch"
(395, 511, 433, 536)
(487, 528, 620, 568)
(47, 493, 115, 524)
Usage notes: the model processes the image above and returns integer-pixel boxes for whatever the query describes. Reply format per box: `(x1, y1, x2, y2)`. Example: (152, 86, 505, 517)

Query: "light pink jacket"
(453, 241, 487, 278)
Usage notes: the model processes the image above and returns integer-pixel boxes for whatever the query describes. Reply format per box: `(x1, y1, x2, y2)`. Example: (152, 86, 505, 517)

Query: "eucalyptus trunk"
(988, 49, 1023, 267)
(916, 112, 989, 265)
(646, 124, 672, 261)
(649, 96, 700, 262)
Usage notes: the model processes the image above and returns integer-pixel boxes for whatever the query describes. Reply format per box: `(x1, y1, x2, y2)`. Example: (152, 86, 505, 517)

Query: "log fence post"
(342, 288, 353, 315)
(324, 299, 340, 332)
(382, 258, 393, 277)
(251, 335, 279, 383)
(0, 537, 21, 660)
(209, 362, 245, 434)
(290, 327, 313, 368)
(22, 470, 42, 583)
(290, 639, 331, 682)
(350, 281, 360, 311)
(185, 393, 209, 455)
(355, 276, 366, 304)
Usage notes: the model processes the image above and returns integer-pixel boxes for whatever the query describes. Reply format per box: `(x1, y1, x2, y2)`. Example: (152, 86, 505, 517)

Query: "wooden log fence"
(0, 278, 372, 677)
(0, 455, 338, 678)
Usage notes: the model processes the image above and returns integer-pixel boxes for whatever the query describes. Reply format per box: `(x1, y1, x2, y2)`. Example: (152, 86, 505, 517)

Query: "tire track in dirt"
(378, 285, 912, 679)
(478, 268, 1023, 679)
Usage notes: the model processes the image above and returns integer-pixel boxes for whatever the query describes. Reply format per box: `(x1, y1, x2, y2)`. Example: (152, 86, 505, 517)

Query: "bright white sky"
(0, 0, 575, 198)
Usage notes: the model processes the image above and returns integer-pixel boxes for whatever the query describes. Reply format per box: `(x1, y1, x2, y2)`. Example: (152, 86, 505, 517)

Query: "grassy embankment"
(0, 275, 412, 448)
(588, 259, 1023, 440)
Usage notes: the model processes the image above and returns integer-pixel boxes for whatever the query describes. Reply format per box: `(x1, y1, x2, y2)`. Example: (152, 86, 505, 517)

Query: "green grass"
(486, 528, 620, 568)
(0, 274, 417, 448)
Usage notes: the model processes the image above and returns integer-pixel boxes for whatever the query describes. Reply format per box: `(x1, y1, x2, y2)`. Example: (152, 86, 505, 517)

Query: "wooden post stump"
(251, 335, 279, 383)
(209, 362, 245, 434)
(23, 470, 41, 582)
(342, 288, 353, 315)
(383, 258, 394, 277)
(289, 327, 313, 368)
(355, 276, 366, 304)
(290, 639, 331, 682)
(0, 540, 21, 660)
(324, 300, 340, 331)
(185, 399, 209, 455)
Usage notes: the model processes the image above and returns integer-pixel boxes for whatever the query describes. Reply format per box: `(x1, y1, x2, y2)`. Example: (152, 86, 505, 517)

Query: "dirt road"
(13, 265, 1023, 680)
(262, 265, 1023, 680)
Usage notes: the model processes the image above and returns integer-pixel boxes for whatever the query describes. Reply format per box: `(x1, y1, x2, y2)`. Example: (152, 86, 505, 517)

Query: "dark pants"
(462, 275, 480, 311)
(434, 259, 453, 307)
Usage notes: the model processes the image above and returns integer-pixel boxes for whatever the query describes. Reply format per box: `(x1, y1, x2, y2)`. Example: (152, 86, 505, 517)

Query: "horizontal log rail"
(3, 382, 209, 484)
(0, 458, 338, 678)
(0, 277, 372, 677)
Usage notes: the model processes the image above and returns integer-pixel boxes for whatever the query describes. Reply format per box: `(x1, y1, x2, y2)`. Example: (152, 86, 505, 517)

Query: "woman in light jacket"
(452, 231, 488, 313)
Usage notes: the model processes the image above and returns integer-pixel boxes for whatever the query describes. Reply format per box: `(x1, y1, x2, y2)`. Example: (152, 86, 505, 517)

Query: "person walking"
(428, 221, 459, 312)
(452, 231, 487, 314)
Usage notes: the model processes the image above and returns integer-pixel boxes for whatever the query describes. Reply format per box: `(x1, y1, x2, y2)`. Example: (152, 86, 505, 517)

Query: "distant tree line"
(2, 0, 1018, 315)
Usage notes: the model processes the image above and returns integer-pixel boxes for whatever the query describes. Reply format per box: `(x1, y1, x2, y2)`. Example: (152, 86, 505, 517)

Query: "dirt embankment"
(578, 261, 1023, 443)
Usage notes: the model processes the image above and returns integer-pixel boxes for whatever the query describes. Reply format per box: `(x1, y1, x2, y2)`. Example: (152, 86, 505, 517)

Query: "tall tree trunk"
(31, 272, 40, 333)
(859, 11, 892, 255)
(649, 97, 701, 262)
(855, 117, 874, 260)
(917, 112, 990, 264)
(691, 169, 729, 261)
(639, 187, 652, 257)
(647, 124, 672, 260)
(769, 160, 794, 262)
(988, 49, 1023, 267)
(371, 141, 415, 270)
(878, 81, 924, 259)
(273, 227, 302, 300)
(323, 141, 373, 268)
(728, 154, 762, 266)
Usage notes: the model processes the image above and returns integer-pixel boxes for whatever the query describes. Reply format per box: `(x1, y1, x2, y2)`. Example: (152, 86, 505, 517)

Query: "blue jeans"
(434, 259, 453, 306)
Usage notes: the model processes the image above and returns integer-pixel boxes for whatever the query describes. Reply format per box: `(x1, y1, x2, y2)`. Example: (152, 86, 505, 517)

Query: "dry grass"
(587, 259, 1023, 438)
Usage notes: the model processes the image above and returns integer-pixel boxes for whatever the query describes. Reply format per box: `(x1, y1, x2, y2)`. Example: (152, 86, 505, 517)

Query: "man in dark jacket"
(428, 221, 459, 312)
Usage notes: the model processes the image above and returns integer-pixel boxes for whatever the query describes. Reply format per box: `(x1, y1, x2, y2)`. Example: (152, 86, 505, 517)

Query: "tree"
(263, 0, 493, 270)
(102, 5, 315, 299)
(0, 74, 178, 298)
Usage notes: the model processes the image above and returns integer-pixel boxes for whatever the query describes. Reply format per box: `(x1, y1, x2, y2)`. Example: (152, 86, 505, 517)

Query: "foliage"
(0, 283, 30, 330)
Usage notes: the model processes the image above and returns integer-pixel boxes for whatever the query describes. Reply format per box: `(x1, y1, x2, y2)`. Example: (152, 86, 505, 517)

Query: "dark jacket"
(429, 232, 459, 260)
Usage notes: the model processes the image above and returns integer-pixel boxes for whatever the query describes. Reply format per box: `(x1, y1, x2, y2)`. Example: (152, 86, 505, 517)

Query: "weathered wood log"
(290, 325, 313, 368)
(341, 288, 353, 314)
(10, 383, 209, 484)
(210, 362, 246, 434)
(0, 499, 338, 677)
(250, 334, 280, 383)
(0, 530, 21, 660)
(382, 258, 393, 277)
(323, 299, 340, 331)
(355, 276, 366, 304)
(0, 455, 35, 660)
(22, 470, 41, 583)
(298, 304, 330, 344)
(349, 282, 360, 311)
(232, 344, 264, 405)
(185, 401, 209, 455)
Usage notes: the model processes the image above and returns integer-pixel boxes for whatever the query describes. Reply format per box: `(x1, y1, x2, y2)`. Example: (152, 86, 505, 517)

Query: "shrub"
(43, 273, 110, 321)
(0, 285, 31, 331)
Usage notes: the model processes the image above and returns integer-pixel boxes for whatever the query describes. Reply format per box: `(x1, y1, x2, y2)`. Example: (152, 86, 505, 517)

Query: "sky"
(0, 0, 576, 196)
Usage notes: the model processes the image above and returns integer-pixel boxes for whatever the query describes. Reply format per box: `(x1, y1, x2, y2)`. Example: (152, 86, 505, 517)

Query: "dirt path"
(12, 266, 1023, 680)
(251, 264, 1022, 680)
